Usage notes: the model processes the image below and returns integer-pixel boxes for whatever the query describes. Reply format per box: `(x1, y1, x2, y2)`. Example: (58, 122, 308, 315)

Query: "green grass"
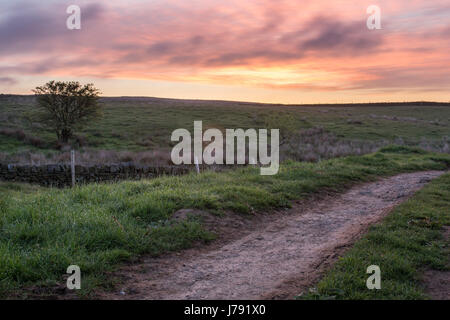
(0, 146, 449, 298)
(301, 171, 450, 300)
(1, 96, 449, 154)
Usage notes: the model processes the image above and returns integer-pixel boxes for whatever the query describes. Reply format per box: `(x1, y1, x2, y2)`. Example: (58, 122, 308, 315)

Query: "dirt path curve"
(101, 171, 444, 300)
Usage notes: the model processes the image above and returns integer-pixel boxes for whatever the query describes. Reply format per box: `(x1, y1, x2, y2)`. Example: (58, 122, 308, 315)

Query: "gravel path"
(101, 171, 444, 300)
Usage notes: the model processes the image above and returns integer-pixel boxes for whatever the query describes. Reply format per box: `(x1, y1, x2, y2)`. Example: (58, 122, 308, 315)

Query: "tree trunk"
(60, 128, 72, 143)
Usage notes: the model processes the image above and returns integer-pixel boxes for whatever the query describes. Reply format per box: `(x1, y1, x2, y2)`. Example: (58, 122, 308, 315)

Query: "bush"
(379, 145, 427, 154)
(0, 128, 47, 149)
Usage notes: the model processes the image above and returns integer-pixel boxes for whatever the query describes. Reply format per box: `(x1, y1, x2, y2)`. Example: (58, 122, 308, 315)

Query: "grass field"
(1, 95, 449, 158)
(0, 146, 449, 298)
(1, 94, 449, 298)
(302, 172, 450, 300)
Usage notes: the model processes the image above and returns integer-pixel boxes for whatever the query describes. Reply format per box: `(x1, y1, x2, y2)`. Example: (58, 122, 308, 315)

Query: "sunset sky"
(1, 0, 450, 104)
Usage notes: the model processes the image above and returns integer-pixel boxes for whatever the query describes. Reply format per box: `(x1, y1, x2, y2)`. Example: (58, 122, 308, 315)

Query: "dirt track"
(100, 171, 444, 300)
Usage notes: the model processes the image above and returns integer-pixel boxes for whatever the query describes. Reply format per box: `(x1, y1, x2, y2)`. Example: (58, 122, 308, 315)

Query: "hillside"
(1, 95, 449, 164)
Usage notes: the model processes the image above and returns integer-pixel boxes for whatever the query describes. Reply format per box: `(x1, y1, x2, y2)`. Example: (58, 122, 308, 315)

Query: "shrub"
(0, 128, 47, 149)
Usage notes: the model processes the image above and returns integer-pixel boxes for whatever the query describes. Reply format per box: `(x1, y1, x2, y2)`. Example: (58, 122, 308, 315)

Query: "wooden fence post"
(71, 149, 76, 187)
(194, 156, 200, 174)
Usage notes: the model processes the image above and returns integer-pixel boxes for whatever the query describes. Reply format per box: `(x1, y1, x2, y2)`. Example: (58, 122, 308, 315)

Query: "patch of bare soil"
(421, 226, 450, 300)
(98, 171, 444, 300)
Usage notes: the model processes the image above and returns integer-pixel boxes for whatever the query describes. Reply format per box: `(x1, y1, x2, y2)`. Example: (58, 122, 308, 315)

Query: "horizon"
(2, 0, 450, 104)
(2, 93, 450, 107)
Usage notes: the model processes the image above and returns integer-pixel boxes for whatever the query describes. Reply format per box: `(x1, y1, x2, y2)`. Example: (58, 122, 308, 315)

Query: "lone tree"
(33, 81, 101, 143)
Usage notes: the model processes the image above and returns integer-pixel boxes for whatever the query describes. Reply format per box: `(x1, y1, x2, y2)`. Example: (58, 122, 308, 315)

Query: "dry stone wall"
(0, 163, 192, 187)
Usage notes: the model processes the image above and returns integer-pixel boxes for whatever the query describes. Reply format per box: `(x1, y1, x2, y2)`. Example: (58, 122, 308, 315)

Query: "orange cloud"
(2, 0, 450, 103)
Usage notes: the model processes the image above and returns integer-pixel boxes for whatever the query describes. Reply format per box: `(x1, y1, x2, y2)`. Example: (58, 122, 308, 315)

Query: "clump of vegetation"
(0, 128, 47, 148)
(263, 112, 306, 146)
(32, 81, 102, 144)
(280, 127, 386, 162)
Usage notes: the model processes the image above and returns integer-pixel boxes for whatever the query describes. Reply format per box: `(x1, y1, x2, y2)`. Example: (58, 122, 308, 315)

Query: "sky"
(1, 0, 450, 104)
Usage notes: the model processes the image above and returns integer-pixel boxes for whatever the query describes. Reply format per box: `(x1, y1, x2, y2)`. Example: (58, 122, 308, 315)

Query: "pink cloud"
(1, 0, 450, 102)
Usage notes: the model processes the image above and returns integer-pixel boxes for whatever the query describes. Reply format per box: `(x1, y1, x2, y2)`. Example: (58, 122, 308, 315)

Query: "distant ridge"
(1, 93, 450, 108)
